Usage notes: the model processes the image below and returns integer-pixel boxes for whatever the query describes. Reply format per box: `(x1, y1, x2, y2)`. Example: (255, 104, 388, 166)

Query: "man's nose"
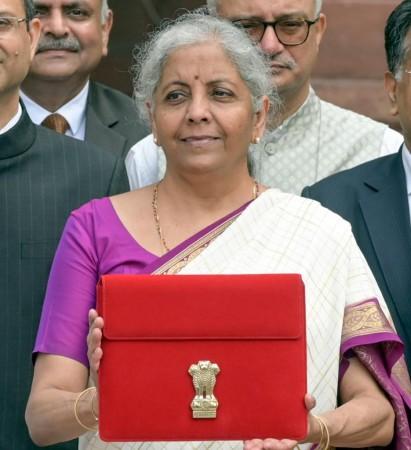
(259, 25, 285, 55)
(41, 10, 70, 37)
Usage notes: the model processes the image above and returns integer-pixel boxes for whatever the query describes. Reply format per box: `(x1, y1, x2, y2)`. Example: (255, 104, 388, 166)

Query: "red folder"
(97, 274, 307, 442)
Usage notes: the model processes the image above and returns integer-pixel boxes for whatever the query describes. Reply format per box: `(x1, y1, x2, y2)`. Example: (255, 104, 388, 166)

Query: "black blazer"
(302, 150, 411, 371)
(0, 109, 128, 449)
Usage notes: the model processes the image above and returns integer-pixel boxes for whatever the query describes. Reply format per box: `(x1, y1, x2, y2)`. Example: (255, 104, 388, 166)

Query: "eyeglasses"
(0, 17, 27, 36)
(232, 16, 320, 46)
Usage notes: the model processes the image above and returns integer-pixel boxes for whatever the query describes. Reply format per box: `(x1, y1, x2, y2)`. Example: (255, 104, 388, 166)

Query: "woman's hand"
(244, 394, 319, 450)
(87, 308, 104, 389)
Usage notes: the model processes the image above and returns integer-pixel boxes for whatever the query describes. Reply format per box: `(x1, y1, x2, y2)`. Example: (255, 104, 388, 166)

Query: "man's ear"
(384, 71, 399, 116)
(315, 13, 327, 47)
(101, 9, 113, 57)
(28, 18, 41, 60)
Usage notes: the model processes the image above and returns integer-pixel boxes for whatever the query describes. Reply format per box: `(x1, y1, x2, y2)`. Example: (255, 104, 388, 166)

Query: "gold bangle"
(319, 417, 330, 450)
(314, 414, 324, 445)
(74, 387, 98, 432)
(90, 387, 99, 421)
(313, 415, 330, 450)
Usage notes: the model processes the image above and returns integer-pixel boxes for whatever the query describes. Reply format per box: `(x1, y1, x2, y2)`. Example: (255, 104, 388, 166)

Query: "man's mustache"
(267, 53, 297, 70)
(36, 36, 81, 53)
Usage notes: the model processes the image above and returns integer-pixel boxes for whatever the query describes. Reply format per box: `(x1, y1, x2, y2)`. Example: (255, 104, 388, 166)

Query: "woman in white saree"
(26, 11, 411, 450)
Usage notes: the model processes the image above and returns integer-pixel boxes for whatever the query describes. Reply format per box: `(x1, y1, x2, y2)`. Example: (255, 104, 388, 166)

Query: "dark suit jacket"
(302, 150, 411, 372)
(0, 109, 128, 449)
(86, 81, 149, 159)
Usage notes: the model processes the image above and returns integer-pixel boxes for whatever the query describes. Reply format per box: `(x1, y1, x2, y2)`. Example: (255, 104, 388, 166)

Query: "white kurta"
(249, 89, 402, 194)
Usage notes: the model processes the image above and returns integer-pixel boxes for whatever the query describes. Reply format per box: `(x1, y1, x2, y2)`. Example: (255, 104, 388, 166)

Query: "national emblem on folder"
(189, 360, 220, 419)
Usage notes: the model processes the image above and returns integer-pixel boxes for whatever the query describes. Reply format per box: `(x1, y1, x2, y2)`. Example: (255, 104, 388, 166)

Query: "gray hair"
(101, 0, 110, 23)
(207, 0, 323, 16)
(132, 11, 277, 126)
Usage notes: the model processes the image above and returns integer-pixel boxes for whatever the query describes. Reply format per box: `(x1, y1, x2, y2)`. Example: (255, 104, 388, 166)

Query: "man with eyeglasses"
(0, 0, 127, 449)
(303, 0, 411, 374)
(126, 0, 403, 194)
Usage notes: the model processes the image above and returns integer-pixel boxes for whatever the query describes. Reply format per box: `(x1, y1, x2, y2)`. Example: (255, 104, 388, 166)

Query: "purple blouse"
(34, 197, 158, 366)
(34, 197, 248, 366)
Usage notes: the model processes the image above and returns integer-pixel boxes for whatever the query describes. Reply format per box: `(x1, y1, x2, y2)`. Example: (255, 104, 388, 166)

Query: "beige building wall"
(95, 0, 402, 129)
(313, 0, 401, 129)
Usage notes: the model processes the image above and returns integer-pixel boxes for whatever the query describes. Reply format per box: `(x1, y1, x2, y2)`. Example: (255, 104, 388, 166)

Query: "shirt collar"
(20, 81, 89, 136)
(264, 87, 314, 143)
(401, 143, 411, 196)
(0, 104, 22, 135)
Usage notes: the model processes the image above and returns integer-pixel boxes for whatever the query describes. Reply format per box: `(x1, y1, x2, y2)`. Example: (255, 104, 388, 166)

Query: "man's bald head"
(207, 0, 323, 16)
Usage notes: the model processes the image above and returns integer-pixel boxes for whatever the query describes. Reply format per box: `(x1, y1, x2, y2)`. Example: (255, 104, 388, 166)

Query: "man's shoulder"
(314, 94, 402, 157)
(89, 81, 136, 112)
(318, 97, 389, 130)
(35, 124, 118, 165)
(87, 81, 149, 142)
(304, 152, 398, 194)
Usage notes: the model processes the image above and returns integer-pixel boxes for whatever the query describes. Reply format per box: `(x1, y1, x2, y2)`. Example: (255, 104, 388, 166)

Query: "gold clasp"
(188, 360, 220, 419)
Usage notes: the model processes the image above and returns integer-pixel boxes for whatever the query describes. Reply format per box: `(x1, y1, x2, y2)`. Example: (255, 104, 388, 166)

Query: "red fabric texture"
(97, 274, 307, 442)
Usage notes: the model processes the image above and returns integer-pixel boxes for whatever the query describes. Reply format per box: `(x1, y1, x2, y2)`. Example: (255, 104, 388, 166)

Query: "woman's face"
(149, 42, 268, 175)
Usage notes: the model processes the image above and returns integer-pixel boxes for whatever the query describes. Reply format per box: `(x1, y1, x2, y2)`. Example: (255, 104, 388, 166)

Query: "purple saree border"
(140, 199, 252, 275)
(341, 332, 404, 369)
(337, 298, 411, 449)
(341, 297, 405, 372)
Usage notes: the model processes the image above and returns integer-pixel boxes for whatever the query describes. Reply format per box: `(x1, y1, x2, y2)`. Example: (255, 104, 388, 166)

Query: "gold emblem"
(188, 360, 220, 419)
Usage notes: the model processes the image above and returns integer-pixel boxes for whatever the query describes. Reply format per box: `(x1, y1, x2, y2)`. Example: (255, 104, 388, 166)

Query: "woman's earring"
(253, 136, 260, 144)
(153, 136, 158, 146)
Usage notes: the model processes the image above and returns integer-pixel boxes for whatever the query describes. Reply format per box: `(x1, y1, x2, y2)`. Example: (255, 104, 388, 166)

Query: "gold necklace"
(152, 183, 170, 253)
(152, 180, 259, 254)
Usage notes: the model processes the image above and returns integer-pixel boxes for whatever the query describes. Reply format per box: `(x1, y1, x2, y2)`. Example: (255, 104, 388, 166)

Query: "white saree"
(80, 189, 407, 450)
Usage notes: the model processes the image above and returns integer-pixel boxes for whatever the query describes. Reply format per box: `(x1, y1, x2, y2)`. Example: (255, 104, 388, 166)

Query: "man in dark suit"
(20, 0, 147, 164)
(0, 0, 128, 448)
(302, 0, 411, 372)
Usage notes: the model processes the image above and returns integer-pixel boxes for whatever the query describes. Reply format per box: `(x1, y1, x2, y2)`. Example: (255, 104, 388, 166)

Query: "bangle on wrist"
(90, 387, 99, 421)
(74, 387, 98, 432)
(313, 415, 330, 450)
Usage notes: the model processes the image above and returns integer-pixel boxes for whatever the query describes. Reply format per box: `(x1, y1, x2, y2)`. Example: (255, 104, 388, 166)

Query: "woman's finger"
(260, 438, 298, 450)
(305, 393, 316, 411)
(244, 439, 264, 449)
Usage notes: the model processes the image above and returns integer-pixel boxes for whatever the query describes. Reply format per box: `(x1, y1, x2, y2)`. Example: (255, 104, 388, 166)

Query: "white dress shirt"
(0, 104, 22, 135)
(20, 82, 89, 140)
(401, 144, 411, 224)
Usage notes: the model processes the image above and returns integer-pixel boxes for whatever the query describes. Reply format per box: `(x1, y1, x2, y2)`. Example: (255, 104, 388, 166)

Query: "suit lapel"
(359, 151, 411, 333)
(85, 82, 127, 156)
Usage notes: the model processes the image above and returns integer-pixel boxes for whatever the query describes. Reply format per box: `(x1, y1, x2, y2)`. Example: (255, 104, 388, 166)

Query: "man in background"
(0, 1, 127, 448)
(303, 0, 411, 372)
(21, 0, 147, 163)
(126, 0, 403, 193)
